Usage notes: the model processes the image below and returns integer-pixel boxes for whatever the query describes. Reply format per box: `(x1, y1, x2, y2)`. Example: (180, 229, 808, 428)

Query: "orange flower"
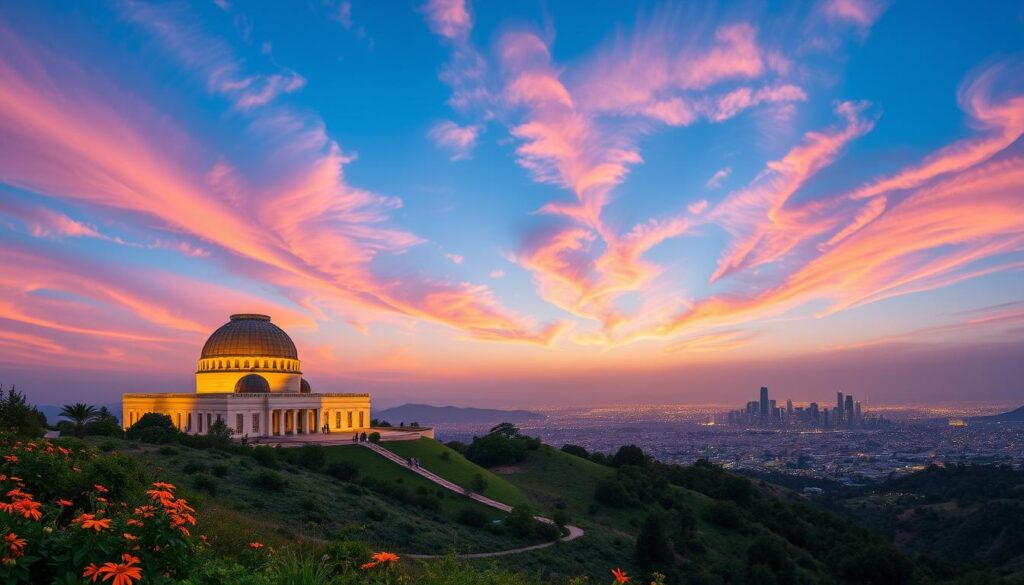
(93, 484, 108, 494)
(12, 499, 41, 521)
(97, 554, 142, 585)
(3, 455, 17, 463)
(151, 481, 175, 491)
(611, 568, 630, 583)
(4, 533, 26, 557)
(371, 551, 400, 563)
(82, 562, 101, 582)
(126, 519, 144, 527)
(74, 514, 111, 532)
(360, 561, 378, 570)
(72, 466, 81, 473)
(123, 533, 137, 541)
(57, 499, 74, 507)
(248, 542, 264, 550)
(146, 489, 174, 502)
(57, 446, 70, 456)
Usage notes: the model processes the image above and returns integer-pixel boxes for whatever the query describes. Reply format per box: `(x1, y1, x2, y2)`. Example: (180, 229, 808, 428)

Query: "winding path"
(358, 441, 584, 559)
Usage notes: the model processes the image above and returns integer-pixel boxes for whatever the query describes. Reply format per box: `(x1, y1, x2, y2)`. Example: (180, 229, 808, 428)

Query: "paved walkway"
(358, 442, 584, 559)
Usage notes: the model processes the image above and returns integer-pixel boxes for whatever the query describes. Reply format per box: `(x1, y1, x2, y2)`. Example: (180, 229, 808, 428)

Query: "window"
(234, 359, 239, 368)
(198, 413, 203, 433)
(186, 413, 192, 432)
(252, 413, 260, 433)
(176, 413, 182, 429)
(206, 413, 212, 431)
(335, 411, 341, 428)
(244, 360, 250, 368)
(263, 360, 268, 368)
(359, 411, 365, 427)
(273, 360, 277, 369)
(236, 414, 244, 434)
(347, 411, 353, 428)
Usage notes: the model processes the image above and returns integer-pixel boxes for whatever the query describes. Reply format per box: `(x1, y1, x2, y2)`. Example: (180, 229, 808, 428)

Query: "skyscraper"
(837, 392, 844, 423)
(854, 401, 862, 424)
(760, 386, 769, 419)
(845, 395, 854, 426)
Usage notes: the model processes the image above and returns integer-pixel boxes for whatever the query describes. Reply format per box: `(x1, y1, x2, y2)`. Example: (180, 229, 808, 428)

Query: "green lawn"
(379, 438, 532, 507)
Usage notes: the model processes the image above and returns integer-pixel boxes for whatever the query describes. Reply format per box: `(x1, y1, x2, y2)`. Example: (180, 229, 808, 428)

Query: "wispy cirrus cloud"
(0, 12, 560, 351)
(428, 120, 482, 160)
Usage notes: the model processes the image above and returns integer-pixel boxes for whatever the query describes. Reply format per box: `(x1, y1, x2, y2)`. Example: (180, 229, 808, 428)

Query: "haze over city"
(2, 1, 1023, 408)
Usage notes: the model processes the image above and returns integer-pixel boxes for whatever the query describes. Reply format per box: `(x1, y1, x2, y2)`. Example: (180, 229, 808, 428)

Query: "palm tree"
(60, 403, 98, 438)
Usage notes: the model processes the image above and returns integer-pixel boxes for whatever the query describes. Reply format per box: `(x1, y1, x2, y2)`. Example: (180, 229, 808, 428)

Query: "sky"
(1, 1, 1023, 409)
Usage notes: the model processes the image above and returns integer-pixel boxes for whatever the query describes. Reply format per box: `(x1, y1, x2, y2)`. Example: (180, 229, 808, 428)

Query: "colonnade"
(269, 408, 321, 436)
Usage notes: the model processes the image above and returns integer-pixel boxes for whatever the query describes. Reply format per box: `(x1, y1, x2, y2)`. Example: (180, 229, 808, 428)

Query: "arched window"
(263, 360, 268, 368)
(234, 359, 239, 368)
(244, 360, 250, 368)
(273, 360, 277, 369)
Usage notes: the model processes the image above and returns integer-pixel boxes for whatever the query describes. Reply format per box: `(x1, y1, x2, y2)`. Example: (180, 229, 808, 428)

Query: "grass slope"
(380, 438, 531, 506)
(481, 445, 866, 583)
(97, 438, 545, 556)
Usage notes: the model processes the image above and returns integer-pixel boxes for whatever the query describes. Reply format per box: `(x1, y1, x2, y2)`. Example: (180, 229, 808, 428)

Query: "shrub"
(0, 431, 199, 583)
(368, 432, 381, 444)
(551, 509, 570, 529)
(707, 500, 745, 530)
(365, 507, 388, 521)
(251, 469, 286, 491)
(210, 463, 229, 477)
(456, 507, 489, 528)
(294, 444, 326, 470)
(157, 445, 179, 456)
(505, 504, 537, 538)
(636, 512, 674, 570)
(326, 460, 360, 482)
(126, 412, 178, 443)
(193, 472, 219, 495)
(183, 461, 207, 475)
(251, 446, 279, 469)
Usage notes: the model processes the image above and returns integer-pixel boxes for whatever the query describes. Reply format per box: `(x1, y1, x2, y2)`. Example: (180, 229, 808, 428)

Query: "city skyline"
(2, 1, 1023, 407)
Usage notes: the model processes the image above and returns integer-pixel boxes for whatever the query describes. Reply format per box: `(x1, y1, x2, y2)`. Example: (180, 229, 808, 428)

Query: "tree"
(560, 444, 589, 459)
(126, 412, 177, 443)
(612, 444, 647, 467)
(0, 385, 46, 437)
(635, 512, 674, 570)
(489, 422, 521, 438)
(60, 403, 98, 438)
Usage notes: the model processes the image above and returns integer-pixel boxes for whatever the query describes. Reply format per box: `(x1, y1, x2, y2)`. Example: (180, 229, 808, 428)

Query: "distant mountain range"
(374, 403, 546, 425)
(970, 405, 1024, 423)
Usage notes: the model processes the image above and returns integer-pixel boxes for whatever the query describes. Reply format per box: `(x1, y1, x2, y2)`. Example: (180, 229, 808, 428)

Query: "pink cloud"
(823, 0, 885, 30)
(428, 120, 481, 160)
(421, 0, 472, 41)
(0, 18, 559, 347)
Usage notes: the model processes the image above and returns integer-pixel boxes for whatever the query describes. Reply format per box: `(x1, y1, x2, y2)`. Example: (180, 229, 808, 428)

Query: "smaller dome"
(235, 374, 270, 393)
(300, 379, 312, 394)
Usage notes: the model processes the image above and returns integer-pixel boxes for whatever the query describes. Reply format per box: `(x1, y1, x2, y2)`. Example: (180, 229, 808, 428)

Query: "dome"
(201, 314, 298, 359)
(300, 379, 312, 394)
(234, 374, 270, 393)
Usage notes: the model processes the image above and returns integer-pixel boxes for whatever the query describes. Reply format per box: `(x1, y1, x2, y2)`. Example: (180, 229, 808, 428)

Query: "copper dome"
(200, 314, 298, 359)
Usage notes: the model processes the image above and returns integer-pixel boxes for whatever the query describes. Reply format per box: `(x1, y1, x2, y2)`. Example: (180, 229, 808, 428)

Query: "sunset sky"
(2, 1, 1023, 408)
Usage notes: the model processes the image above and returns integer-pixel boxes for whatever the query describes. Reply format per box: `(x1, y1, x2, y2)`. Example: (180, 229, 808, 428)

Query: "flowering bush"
(0, 432, 199, 584)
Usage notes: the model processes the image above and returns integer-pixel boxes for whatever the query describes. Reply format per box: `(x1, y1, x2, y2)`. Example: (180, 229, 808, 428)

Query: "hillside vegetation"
(821, 464, 1024, 581)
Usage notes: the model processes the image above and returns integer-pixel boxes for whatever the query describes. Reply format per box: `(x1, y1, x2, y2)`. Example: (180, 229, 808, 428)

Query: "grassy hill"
(92, 437, 548, 556)
(460, 444, 917, 584)
(380, 438, 531, 506)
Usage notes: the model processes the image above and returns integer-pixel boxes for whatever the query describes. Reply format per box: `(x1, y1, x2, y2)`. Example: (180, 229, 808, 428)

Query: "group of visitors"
(407, 457, 420, 468)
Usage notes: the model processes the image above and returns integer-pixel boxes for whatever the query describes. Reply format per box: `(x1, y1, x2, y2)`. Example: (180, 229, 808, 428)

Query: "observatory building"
(121, 314, 373, 440)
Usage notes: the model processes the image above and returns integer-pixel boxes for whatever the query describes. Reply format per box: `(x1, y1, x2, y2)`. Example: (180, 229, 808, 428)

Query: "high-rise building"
(760, 386, 769, 419)
(854, 401, 862, 424)
(786, 399, 793, 419)
(809, 402, 819, 423)
(836, 392, 844, 423)
(823, 408, 830, 428)
(845, 395, 854, 426)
